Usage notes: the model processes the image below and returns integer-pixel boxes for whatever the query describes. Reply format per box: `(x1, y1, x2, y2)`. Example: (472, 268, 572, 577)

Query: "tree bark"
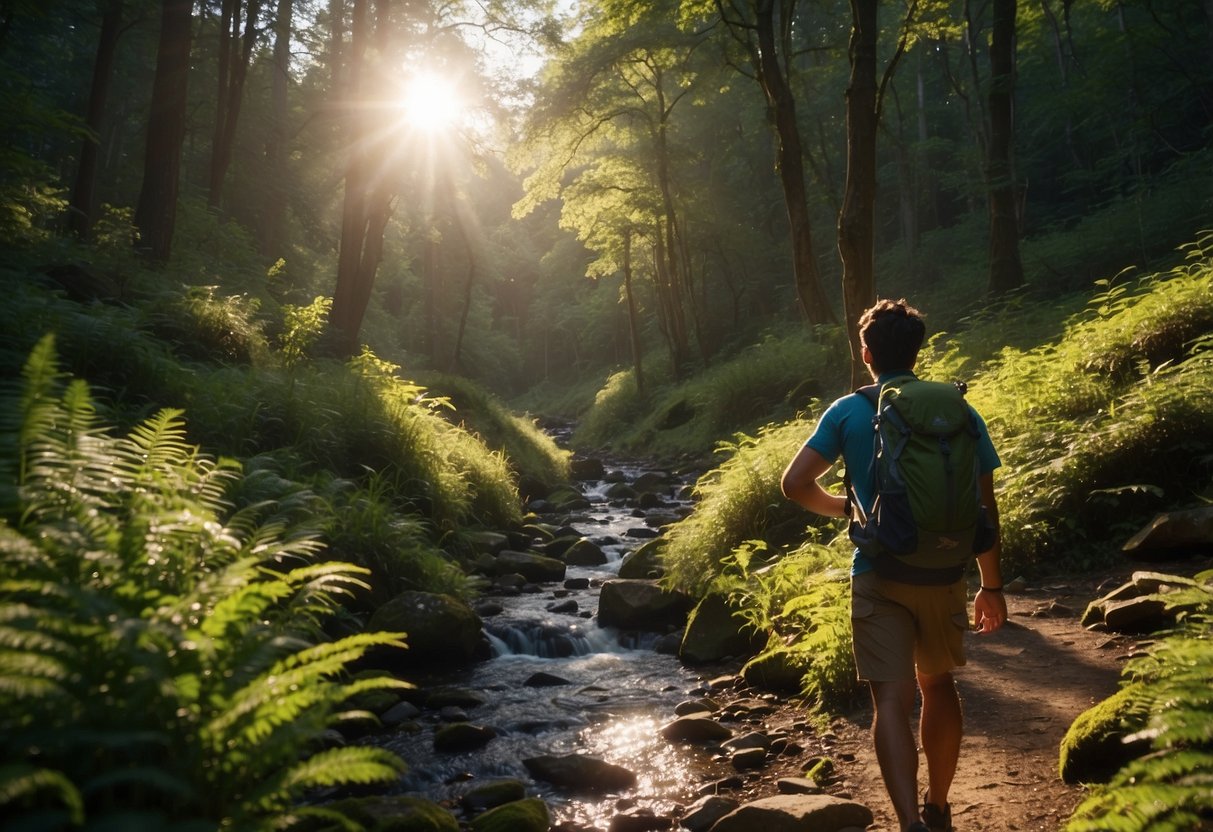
(133, 0, 193, 263)
(69, 0, 123, 239)
(751, 0, 836, 326)
(986, 0, 1024, 295)
(622, 228, 645, 395)
(260, 0, 293, 258)
(838, 0, 879, 389)
(208, 0, 261, 210)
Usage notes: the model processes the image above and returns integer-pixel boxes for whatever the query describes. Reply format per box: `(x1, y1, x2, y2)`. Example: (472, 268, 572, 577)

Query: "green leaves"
(0, 337, 409, 829)
(1064, 580, 1213, 831)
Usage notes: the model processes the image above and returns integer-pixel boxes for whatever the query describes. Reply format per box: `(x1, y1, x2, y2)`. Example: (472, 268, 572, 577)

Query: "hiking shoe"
(922, 794, 953, 832)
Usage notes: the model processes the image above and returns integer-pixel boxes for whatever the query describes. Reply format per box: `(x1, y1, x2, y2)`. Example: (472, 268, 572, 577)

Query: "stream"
(380, 458, 738, 830)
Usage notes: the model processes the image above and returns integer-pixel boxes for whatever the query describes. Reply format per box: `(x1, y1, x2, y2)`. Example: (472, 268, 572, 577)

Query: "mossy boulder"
(459, 779, 527, 814)
(1059, 684, 1152, 784)
(469, 797, 550, 832)
(679, 592, 765, 664)
(367, 591, 487, 669)
(740, 646, 807, 693)
(597, 578, 691, 631)
(618, 538, 664, 579)
(326, 796, 459, 832)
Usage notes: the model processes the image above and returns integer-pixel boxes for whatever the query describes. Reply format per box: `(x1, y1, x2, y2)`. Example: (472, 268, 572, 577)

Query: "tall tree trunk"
(752, 0, 836, 326)
(622, 228, 645, 395)
(652, 70, 691, 376)
(69, 0, 123, 239)
(208, 0, 261, 210)
(133, 0, 192, 263)
(986, 0, 1024, 295)
(260, 0, 292, 258)
(329, 0, 394, 357)
(839, 0, 879, 389)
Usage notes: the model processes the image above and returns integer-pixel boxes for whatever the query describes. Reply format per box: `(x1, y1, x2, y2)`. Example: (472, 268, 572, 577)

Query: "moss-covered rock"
(459, 779, 527, 814)
(326, 795, 460, 832)
(1059, 684, 1152, 784)
(469, 797, 550, 832)
(367, 591, 487, 668)
(680, 592, 765, 664)
(740, 646, 807, 693)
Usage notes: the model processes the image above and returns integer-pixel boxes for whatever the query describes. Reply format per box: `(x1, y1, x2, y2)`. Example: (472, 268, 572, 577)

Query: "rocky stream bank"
(333, 455, 1213, 832)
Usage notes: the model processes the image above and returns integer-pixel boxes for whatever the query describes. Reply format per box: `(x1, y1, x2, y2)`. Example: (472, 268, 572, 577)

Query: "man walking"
(780, 299, 1007, 832)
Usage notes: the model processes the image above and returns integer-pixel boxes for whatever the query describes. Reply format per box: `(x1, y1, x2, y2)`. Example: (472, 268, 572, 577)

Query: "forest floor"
(719, 555, 1211, 832)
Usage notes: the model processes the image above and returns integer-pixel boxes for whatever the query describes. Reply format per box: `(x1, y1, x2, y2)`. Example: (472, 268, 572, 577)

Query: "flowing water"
(381, 461, 734, 829)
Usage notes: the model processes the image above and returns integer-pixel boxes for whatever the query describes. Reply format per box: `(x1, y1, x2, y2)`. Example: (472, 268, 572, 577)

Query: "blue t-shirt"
(804, 371, 1001, 575)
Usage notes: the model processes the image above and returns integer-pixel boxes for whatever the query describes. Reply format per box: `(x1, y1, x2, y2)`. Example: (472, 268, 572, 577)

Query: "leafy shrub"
(715, 540, 859, 717)
(661, 420, 832, 596)
(1064, 575, 1213, 831)
(0, 336, 409, 830)
(962, 236, 1213, 572)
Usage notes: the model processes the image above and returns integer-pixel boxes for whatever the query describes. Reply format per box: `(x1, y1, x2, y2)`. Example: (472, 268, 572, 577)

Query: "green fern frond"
(0, 764, 84, 825)
(247, 746, 406, 808)
(205, 631, 407, 745)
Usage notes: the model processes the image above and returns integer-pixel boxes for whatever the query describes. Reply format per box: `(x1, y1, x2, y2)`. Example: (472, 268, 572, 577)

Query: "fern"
(1064, 585, 1213, 831)
(0, 337, 410, 829)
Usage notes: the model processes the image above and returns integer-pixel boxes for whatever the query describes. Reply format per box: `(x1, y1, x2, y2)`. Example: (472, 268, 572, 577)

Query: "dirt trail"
(823, 576, 1132, 832)
(719, 565, 1171, 832)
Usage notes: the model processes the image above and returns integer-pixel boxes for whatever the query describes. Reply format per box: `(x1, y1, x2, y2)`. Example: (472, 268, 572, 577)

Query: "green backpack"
(847, 377, 996, 585)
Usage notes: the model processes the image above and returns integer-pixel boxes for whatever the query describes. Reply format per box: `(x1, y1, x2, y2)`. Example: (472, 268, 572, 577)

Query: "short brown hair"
(859, 299, 925, 374)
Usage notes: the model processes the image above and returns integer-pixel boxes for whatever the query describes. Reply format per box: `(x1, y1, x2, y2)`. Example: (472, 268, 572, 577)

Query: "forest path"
(823, 573, 1131, 832)
(729, 561, 1185, 832)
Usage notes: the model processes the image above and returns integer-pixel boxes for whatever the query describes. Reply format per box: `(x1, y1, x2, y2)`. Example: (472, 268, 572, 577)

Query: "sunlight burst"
(400, 71, 464, 132)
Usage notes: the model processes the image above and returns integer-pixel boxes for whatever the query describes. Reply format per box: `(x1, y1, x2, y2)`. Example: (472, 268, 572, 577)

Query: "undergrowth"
(0, 336, 409, 829)
(1063, 575, 1213, 831)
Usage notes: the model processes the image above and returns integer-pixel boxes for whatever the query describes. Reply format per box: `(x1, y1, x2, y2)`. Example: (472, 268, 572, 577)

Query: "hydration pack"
(846, 377, 996, 585)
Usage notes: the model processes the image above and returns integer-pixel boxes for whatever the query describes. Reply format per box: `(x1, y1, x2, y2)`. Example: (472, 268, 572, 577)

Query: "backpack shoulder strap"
(843, 384, 880, 519)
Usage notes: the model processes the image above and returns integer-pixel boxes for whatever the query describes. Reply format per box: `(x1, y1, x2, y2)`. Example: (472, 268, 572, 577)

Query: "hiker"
(780, 298, 1007, 832)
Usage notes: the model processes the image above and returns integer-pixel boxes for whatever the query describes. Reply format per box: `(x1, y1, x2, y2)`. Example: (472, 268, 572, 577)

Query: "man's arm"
(781, 445, 847, 519)
(973, 472, 1007, 633)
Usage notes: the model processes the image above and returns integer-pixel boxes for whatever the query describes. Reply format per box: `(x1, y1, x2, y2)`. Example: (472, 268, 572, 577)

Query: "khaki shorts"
(851, 569, 969, 681)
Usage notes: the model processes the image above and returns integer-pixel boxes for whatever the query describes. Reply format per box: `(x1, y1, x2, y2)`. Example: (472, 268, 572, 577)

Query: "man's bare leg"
(870, 678, 921, 830)
(918, 670, 962, 811)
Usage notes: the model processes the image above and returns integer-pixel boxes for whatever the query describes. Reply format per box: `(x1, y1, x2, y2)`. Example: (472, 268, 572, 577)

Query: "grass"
(570, 324, 850, 460)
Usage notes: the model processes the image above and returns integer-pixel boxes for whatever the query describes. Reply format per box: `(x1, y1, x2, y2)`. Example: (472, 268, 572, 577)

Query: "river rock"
(367, 591, 487, 668)
(633, 471, 672, 493)
(524, 671, 572, 687)
(659, 715, 732, 743)
(570, 458, 606, 480)
(459, 779, 527, 813)
(470, 797, 550, 832)
(608, 808, 673, 831)
(675, 697, 720, 716)
(496, 550, 567, 583)
(546, 598, 579, 614)
(1080, 571, 1204, 633)
(523, 753, 637, 792)
(723, 730, 771, 751)
(465, 529, 511, 555)
(1121, 506, 1213, 556)
(681, 795, 739, 832)
(434, 722, 497, 752)
(680, 592, 765, 664)
(618, 539, 664, 579)
(731, 747, 767, 770)
(598, 579, 691, 631)
(325, 795, 459, 832)
(776, 777, 823, 795)
(565, 537, 609, 566)
(708, 794, 874, 832)
(380, 699, 421, 725)
(741, 647, 807, 693)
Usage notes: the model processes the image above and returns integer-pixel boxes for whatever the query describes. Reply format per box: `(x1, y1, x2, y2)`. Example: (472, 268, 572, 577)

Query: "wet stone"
(730, 747, 767, 770)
